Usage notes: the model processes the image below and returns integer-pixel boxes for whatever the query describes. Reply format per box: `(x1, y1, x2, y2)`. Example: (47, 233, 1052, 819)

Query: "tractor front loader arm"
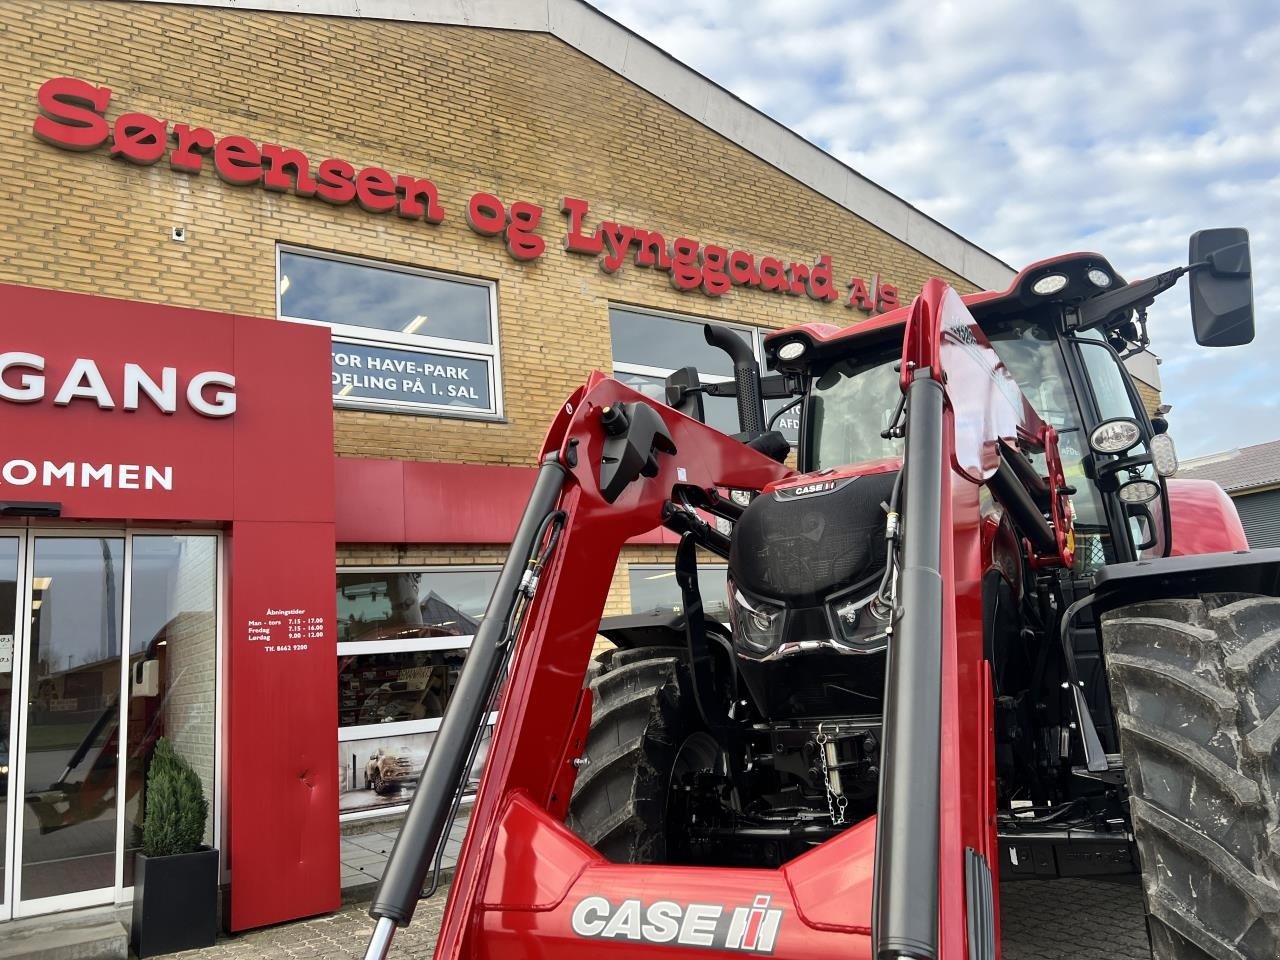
(364, 372, 793, 960)
(365, 281, 1068, 960)
(877, 279, 1066, 960)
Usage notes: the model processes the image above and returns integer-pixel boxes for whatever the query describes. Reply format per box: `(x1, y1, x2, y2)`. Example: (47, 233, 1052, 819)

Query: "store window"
(609, 306, 799, 442)
(278, 247, 501, 419)
(629, 564, 730, 623)
(335, 567, 499, 819)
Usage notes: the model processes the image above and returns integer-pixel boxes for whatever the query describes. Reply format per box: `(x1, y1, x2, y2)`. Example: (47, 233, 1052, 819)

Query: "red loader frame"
(365, 278, 1073, 959)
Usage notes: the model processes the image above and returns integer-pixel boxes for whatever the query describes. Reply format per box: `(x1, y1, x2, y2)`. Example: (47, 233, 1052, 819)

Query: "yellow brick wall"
(1135, 381, 1162, 418)
(0, 1, 978, 608)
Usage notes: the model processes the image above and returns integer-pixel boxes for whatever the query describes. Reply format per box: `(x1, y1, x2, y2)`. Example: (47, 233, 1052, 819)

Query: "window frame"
(627, 562, 731, 622)
(608, 304, 799, 440)
(276, 245, 504, 421)
(335, 564, 500, 821)
(609, 302, 762, 389)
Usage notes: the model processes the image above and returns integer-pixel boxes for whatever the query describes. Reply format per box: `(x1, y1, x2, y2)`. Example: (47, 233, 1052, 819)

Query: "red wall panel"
(0, 284, 338, 931)
(231, 314, 335, 523)
(334, 457, 407, 543)
(227, 520, 340, 929)
(336, 457, 674, 545)
(402, 461, 536, 543)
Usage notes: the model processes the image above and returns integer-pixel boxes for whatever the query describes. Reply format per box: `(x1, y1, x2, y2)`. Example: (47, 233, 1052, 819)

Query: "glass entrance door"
(0, 534, 22, 922)
(0, 531, 222, 921)
(16, 536, 125, 914)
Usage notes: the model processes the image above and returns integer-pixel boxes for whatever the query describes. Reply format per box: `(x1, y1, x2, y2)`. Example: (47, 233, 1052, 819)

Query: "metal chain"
(815, 723, 847, 826)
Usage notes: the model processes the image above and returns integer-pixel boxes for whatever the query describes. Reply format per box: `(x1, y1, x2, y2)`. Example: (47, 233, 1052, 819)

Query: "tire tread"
(1103, 595, 1280, 960)
(566, 645, 691, 863)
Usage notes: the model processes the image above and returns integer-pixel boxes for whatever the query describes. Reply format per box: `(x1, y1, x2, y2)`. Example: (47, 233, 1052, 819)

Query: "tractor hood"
(727, 467, 898, 660)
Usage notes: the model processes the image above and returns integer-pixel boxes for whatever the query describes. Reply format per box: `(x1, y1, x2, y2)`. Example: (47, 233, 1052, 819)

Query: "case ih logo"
(570, 894, 782, 953)
(775, 477, 845, 500)
(791, 480, 837, 497)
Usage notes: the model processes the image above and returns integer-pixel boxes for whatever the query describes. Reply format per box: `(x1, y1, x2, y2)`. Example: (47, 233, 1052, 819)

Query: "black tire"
(1102, 595, 1280, 960)
(567, 645, 696, 863)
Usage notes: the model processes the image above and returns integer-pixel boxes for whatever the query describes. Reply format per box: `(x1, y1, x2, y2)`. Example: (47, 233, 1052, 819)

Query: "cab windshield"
(808, 350, 904, 470)
(806, 318, 1128, 573)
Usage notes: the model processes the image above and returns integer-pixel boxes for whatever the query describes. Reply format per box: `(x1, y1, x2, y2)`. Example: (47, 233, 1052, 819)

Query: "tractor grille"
(730, 471, 897, 603)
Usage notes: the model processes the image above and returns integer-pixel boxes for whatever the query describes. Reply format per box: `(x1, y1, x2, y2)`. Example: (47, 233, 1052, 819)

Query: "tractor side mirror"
(664, 366, 706, 423)
(1189, 228, 1255, 347)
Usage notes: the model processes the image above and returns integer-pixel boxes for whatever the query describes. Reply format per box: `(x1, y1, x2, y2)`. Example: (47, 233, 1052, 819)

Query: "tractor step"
(998, 822, 1136, 881)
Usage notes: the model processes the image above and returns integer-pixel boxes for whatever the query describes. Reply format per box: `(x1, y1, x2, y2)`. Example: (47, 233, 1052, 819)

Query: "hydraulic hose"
(704, 324, 766, 435)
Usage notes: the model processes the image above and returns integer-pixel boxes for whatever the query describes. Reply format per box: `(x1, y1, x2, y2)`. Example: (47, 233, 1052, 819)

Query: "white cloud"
(594, 0, 1280, 456)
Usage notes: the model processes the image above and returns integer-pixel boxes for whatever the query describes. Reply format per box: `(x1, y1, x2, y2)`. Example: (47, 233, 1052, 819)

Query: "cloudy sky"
(593, 0, 1279, 458)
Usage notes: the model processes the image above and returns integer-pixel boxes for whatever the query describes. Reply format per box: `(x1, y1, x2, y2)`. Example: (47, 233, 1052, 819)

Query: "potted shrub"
(131, 738, 218, 957)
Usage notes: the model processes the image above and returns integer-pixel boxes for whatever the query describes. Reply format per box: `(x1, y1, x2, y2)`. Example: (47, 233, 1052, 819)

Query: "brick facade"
(1135, 381, 1162, 417)
(0, 1, 977, 616)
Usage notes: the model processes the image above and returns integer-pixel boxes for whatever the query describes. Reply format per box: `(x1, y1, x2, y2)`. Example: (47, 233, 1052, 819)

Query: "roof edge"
(112, 0, 1015, 288)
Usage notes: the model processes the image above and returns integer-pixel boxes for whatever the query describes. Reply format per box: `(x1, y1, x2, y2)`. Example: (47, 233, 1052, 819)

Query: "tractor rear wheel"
(1102, 595, 1280, 960)
(567, 645, 697, 863)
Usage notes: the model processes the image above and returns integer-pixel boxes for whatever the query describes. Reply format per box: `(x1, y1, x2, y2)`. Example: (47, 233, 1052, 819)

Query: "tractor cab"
(680, 231, 1252, 581)
(777, 256, 1164, 578)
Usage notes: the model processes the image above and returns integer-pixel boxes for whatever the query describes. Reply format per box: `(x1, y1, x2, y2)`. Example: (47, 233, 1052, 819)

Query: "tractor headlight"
(1086, 268, 1113, 289)
(1089, 418, 1142, 455)
(1118, 478, 1161, 504)
(1150, 433, 1178, 477)
(777, 340, 807, 361)
(727, 581, 786, 656)
(825, 589, 891, 654)
(729, 578, 891, 659)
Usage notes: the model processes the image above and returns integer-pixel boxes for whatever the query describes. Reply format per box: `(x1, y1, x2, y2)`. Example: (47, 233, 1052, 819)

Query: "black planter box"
(131, 847, 219, 957)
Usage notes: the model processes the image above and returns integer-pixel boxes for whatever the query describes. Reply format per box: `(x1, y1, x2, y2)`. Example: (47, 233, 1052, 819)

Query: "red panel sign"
(227, 520, 339, 930)
(0, 285, 238, 518)
(0, 283, 338, 931)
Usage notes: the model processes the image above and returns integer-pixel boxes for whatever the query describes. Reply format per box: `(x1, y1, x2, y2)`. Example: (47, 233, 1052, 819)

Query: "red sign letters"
(33, 76, 897, 312)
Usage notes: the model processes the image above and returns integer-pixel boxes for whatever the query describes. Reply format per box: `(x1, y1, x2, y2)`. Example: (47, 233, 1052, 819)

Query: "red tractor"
(364, 228, 1276, 960)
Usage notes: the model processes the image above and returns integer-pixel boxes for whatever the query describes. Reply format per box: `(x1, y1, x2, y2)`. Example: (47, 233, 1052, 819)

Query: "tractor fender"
(1166, 476, 1249, 555)
(596, 610, 685, 650)
(1091, 547, 1280, 617)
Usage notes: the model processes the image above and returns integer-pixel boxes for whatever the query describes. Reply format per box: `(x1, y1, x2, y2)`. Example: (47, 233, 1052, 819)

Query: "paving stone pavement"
(159, 876, 1150, 958)
(1002, 878, 1152, 960)
(165, 895, 447, 960)
(339, 815, 468, 893)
